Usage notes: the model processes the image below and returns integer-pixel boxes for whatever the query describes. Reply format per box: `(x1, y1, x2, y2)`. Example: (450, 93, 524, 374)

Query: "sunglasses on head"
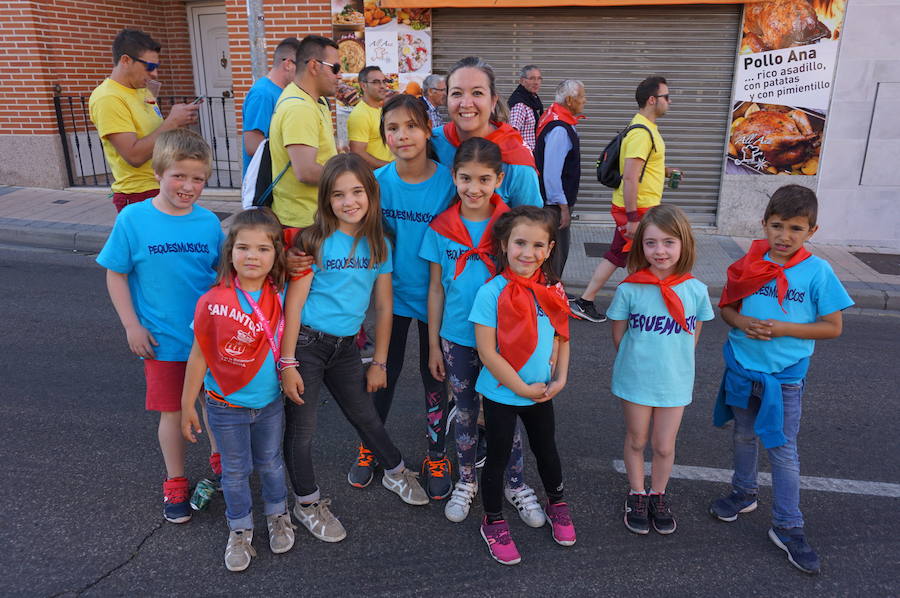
(129, 55, 159, 72)
(307, 58, 340, 75)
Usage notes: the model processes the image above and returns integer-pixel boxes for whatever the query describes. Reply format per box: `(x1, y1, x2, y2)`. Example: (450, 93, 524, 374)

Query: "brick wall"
(0, 0, 194, 135)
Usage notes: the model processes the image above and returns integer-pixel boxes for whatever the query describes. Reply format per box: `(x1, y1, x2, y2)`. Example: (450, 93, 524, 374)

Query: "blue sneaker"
(709, 489, 758, 522)
(768, 527, 821, 574)
(163, 477, 192, 523)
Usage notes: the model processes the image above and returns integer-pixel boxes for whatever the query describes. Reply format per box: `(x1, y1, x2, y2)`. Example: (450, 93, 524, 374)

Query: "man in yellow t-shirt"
(89, 29, 200, 212)
(347, 66, 392, 169)
(570, 76, 683, 323)
(269, 35, 341, 229)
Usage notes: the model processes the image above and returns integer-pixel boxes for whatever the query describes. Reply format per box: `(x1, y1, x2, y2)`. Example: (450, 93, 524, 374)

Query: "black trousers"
(545, 204, 571, 278)
(481, 398, 564, 516)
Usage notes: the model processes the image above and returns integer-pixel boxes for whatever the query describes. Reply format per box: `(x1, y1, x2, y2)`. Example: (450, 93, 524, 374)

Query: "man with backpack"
(241, 37, 301, 175)
(570, 75, 682, 323)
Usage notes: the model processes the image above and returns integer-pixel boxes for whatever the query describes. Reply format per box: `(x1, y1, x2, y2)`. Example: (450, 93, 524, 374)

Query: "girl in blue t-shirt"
(181, 208, 293, 572)
(420, 138, 543, 527)
(469, 206, 575, 565)
(280, 154, 428, 545)
(607, 204, 714, 537)
(362, 94, 456, 500)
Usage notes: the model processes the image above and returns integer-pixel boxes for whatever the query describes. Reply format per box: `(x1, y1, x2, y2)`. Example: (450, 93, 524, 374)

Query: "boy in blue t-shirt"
(97, 128, 224, 524)
(710, 185, 853, 575)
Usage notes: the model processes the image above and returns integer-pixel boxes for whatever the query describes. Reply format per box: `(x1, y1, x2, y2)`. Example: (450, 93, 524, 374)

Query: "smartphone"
(190, 96, 205, 105)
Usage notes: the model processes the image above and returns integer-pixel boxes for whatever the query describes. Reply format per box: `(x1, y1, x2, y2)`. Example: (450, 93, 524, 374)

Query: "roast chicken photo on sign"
(742, 0, 832, 52)
(729, 103, 821, 174)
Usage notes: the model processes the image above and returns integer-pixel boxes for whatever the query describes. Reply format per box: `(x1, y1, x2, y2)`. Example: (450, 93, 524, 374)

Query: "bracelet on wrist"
(370, 359, 387, 371)
(625, 210, 640, 222)
(278, 357, 299, 371)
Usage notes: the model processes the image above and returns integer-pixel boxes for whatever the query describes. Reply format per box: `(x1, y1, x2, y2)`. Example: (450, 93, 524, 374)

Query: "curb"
(0, 225, 108, 253)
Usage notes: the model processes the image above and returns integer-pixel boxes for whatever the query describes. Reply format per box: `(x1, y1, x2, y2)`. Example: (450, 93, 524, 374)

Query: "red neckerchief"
(497, 268, 571, 373)
(443, 121, 536, 170)
(621, 268, 696, 335)
(719, 239, 812, 310)
(429, 194, 508, 279)
(194, 277, 283, 396)
(535, 102, 584, 138)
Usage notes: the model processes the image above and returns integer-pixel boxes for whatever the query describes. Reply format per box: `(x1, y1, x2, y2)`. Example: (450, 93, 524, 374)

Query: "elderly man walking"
(536, 79, 586, 277)
(419, 74, 446, 127)
(507, 65, 544, 150)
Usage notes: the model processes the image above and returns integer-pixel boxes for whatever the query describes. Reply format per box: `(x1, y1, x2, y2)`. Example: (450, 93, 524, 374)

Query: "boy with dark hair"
(710, 184, 853, 575)
(90, 28, 200, 212)
(97, 129, 224, 523)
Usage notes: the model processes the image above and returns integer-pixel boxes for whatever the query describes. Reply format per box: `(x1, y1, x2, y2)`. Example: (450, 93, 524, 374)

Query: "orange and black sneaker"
(347, 443, 378, 488)
(422, 455, 453, 500)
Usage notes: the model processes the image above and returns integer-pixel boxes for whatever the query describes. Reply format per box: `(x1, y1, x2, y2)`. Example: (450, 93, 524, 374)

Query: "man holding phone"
(90, 29, 201, 212)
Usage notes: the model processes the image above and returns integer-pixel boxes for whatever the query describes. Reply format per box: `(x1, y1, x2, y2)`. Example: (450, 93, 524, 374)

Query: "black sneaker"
(474, 427, 488, 469)
(623, 493, 649, 535)
(569, 298, 607, 323)
(768, 527, 821, 574)
(709, 489, 758, 522)
(422, 455, 453, 500)
(347, 443, 378, 488)
(648, 493, 676, 534)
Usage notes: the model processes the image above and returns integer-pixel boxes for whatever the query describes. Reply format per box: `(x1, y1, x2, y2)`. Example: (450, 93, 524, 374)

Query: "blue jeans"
(731, 380, 805, 529)
(206, 396, 288, 530)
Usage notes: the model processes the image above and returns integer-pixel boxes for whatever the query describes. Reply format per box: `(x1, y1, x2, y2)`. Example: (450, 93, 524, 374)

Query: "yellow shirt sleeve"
(91, 94, 139, 137)
(347, 103, 372, 143)
(621, 126, 654, 162)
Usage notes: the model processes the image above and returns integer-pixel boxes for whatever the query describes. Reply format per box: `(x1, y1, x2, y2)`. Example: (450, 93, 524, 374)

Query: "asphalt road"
(2, 245, 898, 597)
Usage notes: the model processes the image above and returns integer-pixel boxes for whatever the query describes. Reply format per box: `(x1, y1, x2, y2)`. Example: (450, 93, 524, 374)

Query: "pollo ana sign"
(725, 0, 848, 176)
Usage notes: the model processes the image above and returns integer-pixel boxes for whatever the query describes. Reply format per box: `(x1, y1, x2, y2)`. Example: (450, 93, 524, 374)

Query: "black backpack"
(595, 124, 656, 189)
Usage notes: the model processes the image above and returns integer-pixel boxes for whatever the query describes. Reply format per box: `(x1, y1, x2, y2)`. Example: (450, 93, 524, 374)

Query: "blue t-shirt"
(728, 254, 853, 374)
(302, 230, 393, 336)
(608, 278, 714, 407)
(469, 276, 555, 407)
(419, 216, 492, 347)
(241, 76, 283, 173)
(201, 288, 283, 409)
(376, 161, 455, 322)
(96, 199, 223, 361)
(431, 126, 543, 209)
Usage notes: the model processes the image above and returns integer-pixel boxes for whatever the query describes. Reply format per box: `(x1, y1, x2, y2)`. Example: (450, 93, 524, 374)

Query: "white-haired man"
(535, 79, 585, 277)
(419, 74, 446, 127)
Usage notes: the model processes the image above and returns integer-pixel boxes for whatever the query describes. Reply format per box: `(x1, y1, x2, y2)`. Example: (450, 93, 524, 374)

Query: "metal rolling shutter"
(432, 5, 741, 225)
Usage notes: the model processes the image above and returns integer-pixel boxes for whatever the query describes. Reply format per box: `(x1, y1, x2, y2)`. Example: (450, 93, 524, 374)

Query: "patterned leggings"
(442, 339, 524, 488)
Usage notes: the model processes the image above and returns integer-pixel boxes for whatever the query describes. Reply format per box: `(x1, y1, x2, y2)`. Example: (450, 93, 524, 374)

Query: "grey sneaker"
(569, 298, 607, 323)
(224, 529, 256, 572)
(292, 498, 347, 543)
(382, 467, 429, 505)
(266, 512, 297, 554)
(505, 485, 546, 528)
(445, 480, 478, 522)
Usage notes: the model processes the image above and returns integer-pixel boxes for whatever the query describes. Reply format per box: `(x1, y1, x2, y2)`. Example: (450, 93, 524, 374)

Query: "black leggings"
(372, 315, 449, 458)
(481, 398, 564, 517)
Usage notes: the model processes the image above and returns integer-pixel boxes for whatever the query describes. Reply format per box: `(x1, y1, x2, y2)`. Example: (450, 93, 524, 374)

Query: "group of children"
(98, 89, 852, 575)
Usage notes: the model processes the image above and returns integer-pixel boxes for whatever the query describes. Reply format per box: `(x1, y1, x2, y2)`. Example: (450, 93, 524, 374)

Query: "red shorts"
(144, 360, 187, 412)
(603, 205, 652, 268)
(113, 188, 158, 213)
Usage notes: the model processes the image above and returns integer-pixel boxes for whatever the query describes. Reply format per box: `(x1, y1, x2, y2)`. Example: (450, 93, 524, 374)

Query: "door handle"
(222, 90, 233, 98)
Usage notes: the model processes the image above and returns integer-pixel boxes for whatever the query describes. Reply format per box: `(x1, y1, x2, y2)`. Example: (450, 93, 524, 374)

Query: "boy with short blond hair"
(709, 184, 853, 574)
(97, 128, 224, 523)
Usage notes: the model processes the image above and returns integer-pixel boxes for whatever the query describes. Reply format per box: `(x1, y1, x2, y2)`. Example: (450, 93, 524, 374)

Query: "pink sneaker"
(480, 517, 521, 565)
(544, 501, 576, 546)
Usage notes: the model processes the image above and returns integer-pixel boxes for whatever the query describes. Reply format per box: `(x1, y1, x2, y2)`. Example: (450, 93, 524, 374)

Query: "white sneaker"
(505, 485, 546, 528)
(292, 498, 347, 543)
(444, 480, 478, 522)
(266, 512, 297, 554)
(224, 529, 256, 572)
(382, 467, 429, 505)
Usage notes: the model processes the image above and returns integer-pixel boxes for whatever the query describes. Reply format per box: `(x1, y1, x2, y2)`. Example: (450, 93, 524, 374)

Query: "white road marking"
(612, 460, 900, 498)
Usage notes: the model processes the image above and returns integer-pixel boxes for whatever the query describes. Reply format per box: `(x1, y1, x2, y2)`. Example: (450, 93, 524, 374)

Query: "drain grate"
(850, 252, 900, 276)
(52, 199, 70, 204)
(584, 242, 610, 258)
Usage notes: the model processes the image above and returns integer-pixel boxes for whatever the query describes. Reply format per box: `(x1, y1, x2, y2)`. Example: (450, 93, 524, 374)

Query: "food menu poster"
(725, 0, 848, 176)
(332, 0, 432, 107)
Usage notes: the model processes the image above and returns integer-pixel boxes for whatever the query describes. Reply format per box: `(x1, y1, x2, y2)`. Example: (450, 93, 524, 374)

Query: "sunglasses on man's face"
(655, 94, 670, 101)
(129, 55, 159, 72)
(308, 59, 340, 75)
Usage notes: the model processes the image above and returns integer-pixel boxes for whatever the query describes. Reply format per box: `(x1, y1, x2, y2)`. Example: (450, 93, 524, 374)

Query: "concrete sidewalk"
(1, 185, 898, 311)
